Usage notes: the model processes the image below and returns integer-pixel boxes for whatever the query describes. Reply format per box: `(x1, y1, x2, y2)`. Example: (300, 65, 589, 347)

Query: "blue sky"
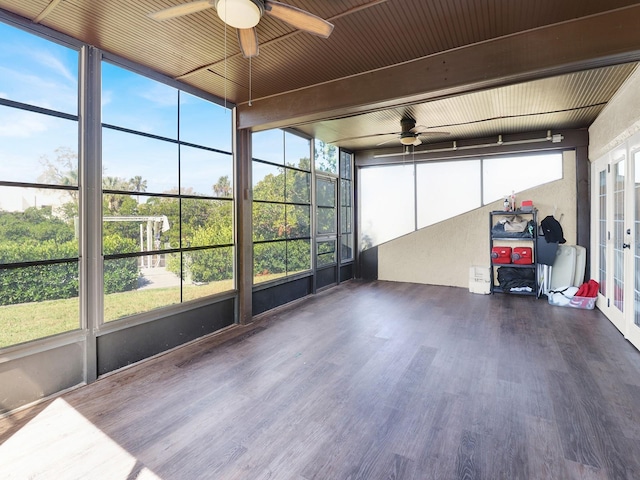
(0, 20, 234, 205)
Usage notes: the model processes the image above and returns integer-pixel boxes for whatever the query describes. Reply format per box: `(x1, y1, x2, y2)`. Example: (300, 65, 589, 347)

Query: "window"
(0, 22, 80, 348)
(359, 152, 563, 250)
(340, 151, 354, 262)
(102, 62, 233, 322)
(315, 139, 338, 175)
(417, 160, 481, 228)
(482, 153, 562, 204)
(360, 164, 415, 250)
(253, 130, 312, 283)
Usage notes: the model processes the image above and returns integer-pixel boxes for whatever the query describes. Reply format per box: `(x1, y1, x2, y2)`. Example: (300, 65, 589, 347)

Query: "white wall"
(590, 66, 640, 160)
(377, 151, 577, 288)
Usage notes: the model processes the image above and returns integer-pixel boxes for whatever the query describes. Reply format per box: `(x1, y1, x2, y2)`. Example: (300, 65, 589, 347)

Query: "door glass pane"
(315, 139, 338, 175)
(316, 177, 336, 235)
(599, 169, 607, 297)
(317, 239, 336, 267)
(635, 153, 640, 326)
(614, 159, 625, 312)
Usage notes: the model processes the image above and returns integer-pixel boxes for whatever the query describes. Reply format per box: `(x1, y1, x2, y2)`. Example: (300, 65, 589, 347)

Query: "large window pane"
(0, 187, 78, 262)
(285, 132, 311, 170)
(0, 107, 78, 185)
(183, 247, 234, 301)
(360, 164, 415, 249)
(102, 62, 234, 322)
(179, 91, 231, 151)
(182, 198, 233, 247)
(254, 242, 287, 283)
(287, 205, 311, 239)
(286, 170, 311, 204)
(102, 62, 178, 139)
(0, 22, 78, 114)
(253, 203, 286, 242)
(288, 239, 311, 274)
(0, 23, 81, 348)
(104, 255, 180, 322)
(180, 146, 233, 197)
(253, 130, 284, 164)
(482, 153, 562, 204)
(417, 160, 481, 228)
(102, 128, 178, 194)
(253, 129, 312, 285)
(253, 162, 285, 202)
(103, 195, 179, 253)
(0, 262, 79, 347)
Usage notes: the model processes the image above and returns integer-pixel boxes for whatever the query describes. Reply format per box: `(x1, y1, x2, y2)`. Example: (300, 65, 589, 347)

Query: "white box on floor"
(469, 266, 491, 294)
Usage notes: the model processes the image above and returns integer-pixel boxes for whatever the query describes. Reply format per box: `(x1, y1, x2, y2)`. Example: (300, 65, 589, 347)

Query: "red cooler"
(511, 247, 533, 264)
(491, 246, 512, 264)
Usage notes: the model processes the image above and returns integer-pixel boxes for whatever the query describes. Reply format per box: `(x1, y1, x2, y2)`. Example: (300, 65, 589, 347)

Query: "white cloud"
(0, 110, 49, 138)
(138, 83, 178, 107)
(31, 49, 76, 84)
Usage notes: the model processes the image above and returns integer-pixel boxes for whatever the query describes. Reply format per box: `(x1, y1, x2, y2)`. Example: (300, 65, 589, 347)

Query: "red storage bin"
(491, 246, 512, 264)
(512, 246, 533, 264)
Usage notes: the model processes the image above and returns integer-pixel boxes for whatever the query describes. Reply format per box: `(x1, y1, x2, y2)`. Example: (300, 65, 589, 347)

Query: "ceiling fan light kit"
(216, 0, 262, 29)
(149, 0, 334, 58)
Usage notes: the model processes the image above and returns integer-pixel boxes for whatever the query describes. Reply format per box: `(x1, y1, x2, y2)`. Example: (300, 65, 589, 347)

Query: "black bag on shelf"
(497, 266, 536, 292)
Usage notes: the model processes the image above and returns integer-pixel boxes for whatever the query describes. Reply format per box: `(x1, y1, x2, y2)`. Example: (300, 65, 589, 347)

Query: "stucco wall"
(589, 66, 640, 160)
(378, 151, 577, 288)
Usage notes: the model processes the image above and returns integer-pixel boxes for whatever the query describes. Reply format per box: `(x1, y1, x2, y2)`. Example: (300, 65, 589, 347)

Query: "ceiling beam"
(237, 5, 640, 131)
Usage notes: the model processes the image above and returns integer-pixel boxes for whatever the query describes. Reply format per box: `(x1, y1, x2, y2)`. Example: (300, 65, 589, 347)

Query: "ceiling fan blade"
(376, 138, 399, 147)
(148, 0, 214, 21)
(264, 1, 334, 38)
(237, 27, 259, 57)
(412, 138, 422, 146)
(416, 131, 450, 138)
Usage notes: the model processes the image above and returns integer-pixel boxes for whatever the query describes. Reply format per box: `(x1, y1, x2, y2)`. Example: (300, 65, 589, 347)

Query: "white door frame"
(592, 132, 640, 351)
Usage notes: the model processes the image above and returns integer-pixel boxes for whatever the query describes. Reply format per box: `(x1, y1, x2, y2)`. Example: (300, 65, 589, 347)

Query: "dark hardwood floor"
(2, 280, 640, 479)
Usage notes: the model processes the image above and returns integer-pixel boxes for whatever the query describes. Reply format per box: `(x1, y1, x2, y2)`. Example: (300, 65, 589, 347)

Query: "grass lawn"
(0, 280, 234, 349)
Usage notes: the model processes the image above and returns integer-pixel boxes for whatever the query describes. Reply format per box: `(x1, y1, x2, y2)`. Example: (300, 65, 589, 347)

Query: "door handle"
(623, 243, 631, 249)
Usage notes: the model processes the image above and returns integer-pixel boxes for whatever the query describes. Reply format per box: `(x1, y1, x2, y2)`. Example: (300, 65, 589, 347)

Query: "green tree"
(212, 175, 232, 197)
(38, 147, 78, 193)
(314, 140, 338, 174)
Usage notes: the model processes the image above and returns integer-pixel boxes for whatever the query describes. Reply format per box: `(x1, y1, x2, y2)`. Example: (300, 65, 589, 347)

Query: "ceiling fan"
(376, 118, 450, 147)
(149, 0, 334, 58)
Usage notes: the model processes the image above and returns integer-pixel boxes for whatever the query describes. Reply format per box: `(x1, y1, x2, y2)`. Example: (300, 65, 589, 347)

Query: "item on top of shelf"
(520, 200, 534, 212)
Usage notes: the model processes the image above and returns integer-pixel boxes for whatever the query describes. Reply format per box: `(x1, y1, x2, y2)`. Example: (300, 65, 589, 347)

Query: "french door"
(592, 132, 640, 350)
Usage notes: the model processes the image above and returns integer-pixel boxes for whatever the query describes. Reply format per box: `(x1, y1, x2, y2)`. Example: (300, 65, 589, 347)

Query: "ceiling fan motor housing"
(400, 117, 417, 132)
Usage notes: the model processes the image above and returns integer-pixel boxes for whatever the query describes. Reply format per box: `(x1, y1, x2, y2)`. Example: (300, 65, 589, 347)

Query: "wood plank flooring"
(2, 280, 640, 479)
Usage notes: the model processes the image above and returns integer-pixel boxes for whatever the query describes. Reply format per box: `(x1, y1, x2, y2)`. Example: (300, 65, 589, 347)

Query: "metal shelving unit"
(489, 210, 539, 296)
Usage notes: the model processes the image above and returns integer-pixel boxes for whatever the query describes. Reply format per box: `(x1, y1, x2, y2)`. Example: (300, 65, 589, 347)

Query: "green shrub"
(103, 234, 140, 294)
(0, 234, 139, 306)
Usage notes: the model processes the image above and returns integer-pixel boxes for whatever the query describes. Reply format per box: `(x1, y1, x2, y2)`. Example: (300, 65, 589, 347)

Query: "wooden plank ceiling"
(1, 0, 639, 151)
